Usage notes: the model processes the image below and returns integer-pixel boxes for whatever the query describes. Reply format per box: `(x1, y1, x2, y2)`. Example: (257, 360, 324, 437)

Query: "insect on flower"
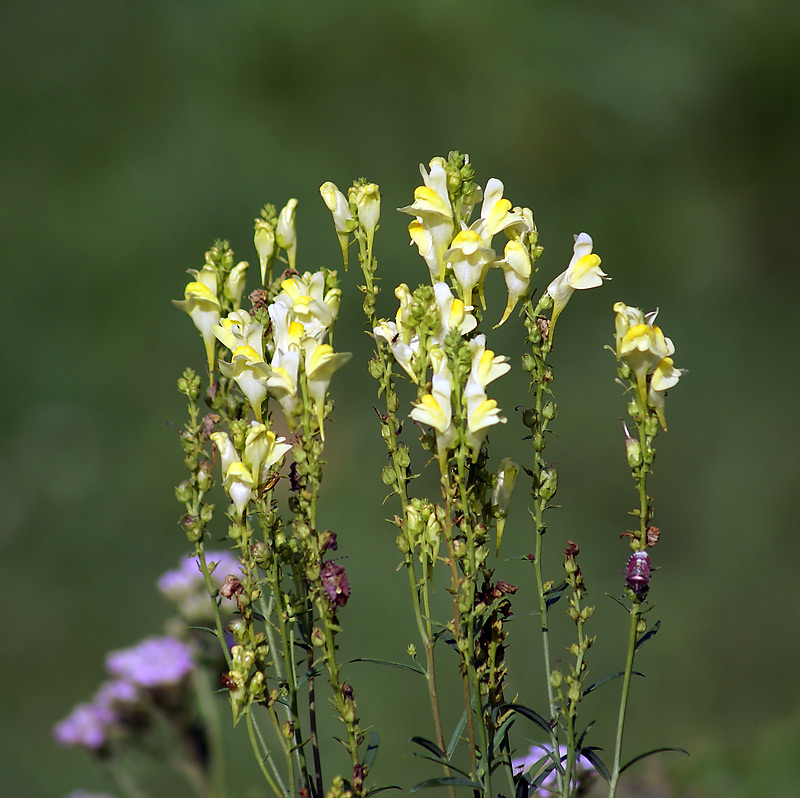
(625, 551, 651, 595)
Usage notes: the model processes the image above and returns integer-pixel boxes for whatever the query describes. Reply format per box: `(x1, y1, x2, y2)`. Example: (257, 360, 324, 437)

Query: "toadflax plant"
(55, 153, 686, 798)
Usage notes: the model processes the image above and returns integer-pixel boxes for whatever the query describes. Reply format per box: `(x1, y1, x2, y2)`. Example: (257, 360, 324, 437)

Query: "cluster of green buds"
(222, 640, 270, 725)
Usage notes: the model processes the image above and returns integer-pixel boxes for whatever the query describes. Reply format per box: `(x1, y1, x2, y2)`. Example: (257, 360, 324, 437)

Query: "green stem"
(247, 711, 289, 798)
(608, 603, 640, 797)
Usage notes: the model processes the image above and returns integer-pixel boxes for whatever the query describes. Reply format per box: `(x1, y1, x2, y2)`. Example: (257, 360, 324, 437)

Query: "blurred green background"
(3, 0, 799, 795)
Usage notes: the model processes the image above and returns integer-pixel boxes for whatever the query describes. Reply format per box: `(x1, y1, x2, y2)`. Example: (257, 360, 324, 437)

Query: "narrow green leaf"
(409, 753, 472, 778)
(619, 746, 689, 774)
(635, 619, 662, 651)
(583, 670, 644, 696)
(447, 710, 468, 759)
(496, 703, 551, 734)
(410, 777, 483, 792)
(514, 777, 529, 798)
(362, 731, 380, 770)
(409, 736, 446, 759)
(580, 747, 611, 782)
(544, 581, 568, 609)
(350, 657, 426, 676)
(365, 787, 401, 796)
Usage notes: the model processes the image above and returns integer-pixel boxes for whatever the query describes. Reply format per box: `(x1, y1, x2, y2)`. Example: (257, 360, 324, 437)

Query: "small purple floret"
(106, 636, 194, 687)
(157, 550, 241, 597)
(53, 702, 115, 750)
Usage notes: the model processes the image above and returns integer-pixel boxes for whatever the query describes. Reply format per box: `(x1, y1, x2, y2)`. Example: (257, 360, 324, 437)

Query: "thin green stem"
(246, 711, 289, 798)
(609, 604, 640, 797)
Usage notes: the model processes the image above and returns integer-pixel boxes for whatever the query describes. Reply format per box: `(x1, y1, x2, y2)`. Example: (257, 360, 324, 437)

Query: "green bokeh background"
(3, 1, 799, 795)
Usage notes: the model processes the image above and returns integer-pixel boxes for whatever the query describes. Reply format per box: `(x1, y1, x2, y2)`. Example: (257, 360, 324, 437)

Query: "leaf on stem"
(362, 731, 380, 770)
(634, 619, 661, 651)
(410, 777, 483, 793)
(409, 736, 446, 759)
(583, 670, 644, 696)
(578, 747, 611, 782)
(619, 746, 689, 774)
(494, 703, 551, 735)
(350, 657, 426, 676)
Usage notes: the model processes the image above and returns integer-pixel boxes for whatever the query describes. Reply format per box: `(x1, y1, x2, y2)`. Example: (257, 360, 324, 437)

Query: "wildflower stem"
(195, 543, 233, 669)
(246, 711, 289, 798)
(609, 603, 640, 798)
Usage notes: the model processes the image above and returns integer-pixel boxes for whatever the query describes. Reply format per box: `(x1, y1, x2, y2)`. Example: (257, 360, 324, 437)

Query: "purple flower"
(512, 744, 594, 796)
(158, 551, 241, 619)
(53, 702, 116, 750)
(158, 550, 241, 596)
(94, 679, 139, 709)
(106, 636, 194, 688)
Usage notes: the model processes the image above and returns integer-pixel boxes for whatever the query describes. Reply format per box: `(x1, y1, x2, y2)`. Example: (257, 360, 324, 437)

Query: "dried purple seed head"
(320, 561, 350, 608)
(625, 551, 651, 595)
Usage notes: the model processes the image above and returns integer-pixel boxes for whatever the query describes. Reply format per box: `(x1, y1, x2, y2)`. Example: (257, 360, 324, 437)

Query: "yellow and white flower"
(410, 348, 457, 461)
(218, 344, 271, 422)
(373, 320, 419, 382)
(648, 356, 685, 430)
(444, 229, 496, 308)
(431, 282, 477, 346)
(476, 178, 527, 245)
(254, 218, 276, 286)
(172, 265, 222, 374)
(302, 338, 352, 439)
(546, 233, 609, 342)
(494, 239, 532, 327)
(399, 158, 455, 281)
(273, 271, 339, 342)
(243, 422, 292, 487)
(224, 261, 250, 310)
(211, 432, 256, 518)
(349, 182, 381, 259)
(618, 313, 674, 408)
(275, 198, 298, 271)
(320, 181, 355, 269)
(213, 310, 263, 353)
(463, 335, 509, 456)
(492, 457, 519, 554)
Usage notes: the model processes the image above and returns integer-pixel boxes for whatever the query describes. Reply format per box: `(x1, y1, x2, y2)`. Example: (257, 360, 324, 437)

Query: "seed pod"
(625, 551, 651, 595)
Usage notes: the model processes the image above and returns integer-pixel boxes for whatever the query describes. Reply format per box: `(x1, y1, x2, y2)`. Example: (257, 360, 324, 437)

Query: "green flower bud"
(184, 454, 198, 472)
(542, 401, 557, 420)
(182, 514, 203, 542)
(175, 480, 193, 504)
(311, 626, 326, 647)
(228, 617, 248, 644)
(396, 533, 410, 554)
(452, 539, 466, 558)
(644, 415, 659, 438)
(199, 503, 214, 523)
(521, 352, 536, 373)
(539, 466, 558, 500)
(368, 358, 384, 380)
(550, 670, 563, 688)
(196, 461, 213, 492)
(381, 465, 396, 485)
(396, 445, 410, 469)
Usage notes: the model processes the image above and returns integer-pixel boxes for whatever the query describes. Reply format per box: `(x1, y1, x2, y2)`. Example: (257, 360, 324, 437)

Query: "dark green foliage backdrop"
(3, 1, 799, 795)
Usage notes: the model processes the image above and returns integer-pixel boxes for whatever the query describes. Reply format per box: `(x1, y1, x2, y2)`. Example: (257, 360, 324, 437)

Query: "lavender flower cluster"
(53, 636, 194, 751)
(157, 550, 241, 619)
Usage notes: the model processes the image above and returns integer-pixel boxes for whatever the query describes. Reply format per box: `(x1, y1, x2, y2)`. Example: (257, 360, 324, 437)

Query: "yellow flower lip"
(232, 344, 264, 363)
(184, 281, 219, 303)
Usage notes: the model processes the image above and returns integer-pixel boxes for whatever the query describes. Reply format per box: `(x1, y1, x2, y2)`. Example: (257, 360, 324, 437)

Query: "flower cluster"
(53, 636, 194, 752)
(158, 549, 241, 620)
(613, 302, 685, 429)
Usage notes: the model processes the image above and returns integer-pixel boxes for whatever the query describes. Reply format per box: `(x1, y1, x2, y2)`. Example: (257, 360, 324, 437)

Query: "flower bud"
(538, 466, 558, 500)
(175, 480, 193, 504)
(196, 461, 214, 493)
(550, 670, 563, 688)
(542, 401, 557, 420)
(381, 465, 396, 485)
(311, 626, 326, 648)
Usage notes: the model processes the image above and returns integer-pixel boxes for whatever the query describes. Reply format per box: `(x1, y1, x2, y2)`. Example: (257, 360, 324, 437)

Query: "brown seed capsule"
(646, 525, 661, 548)
(625, 551, 651, 595)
